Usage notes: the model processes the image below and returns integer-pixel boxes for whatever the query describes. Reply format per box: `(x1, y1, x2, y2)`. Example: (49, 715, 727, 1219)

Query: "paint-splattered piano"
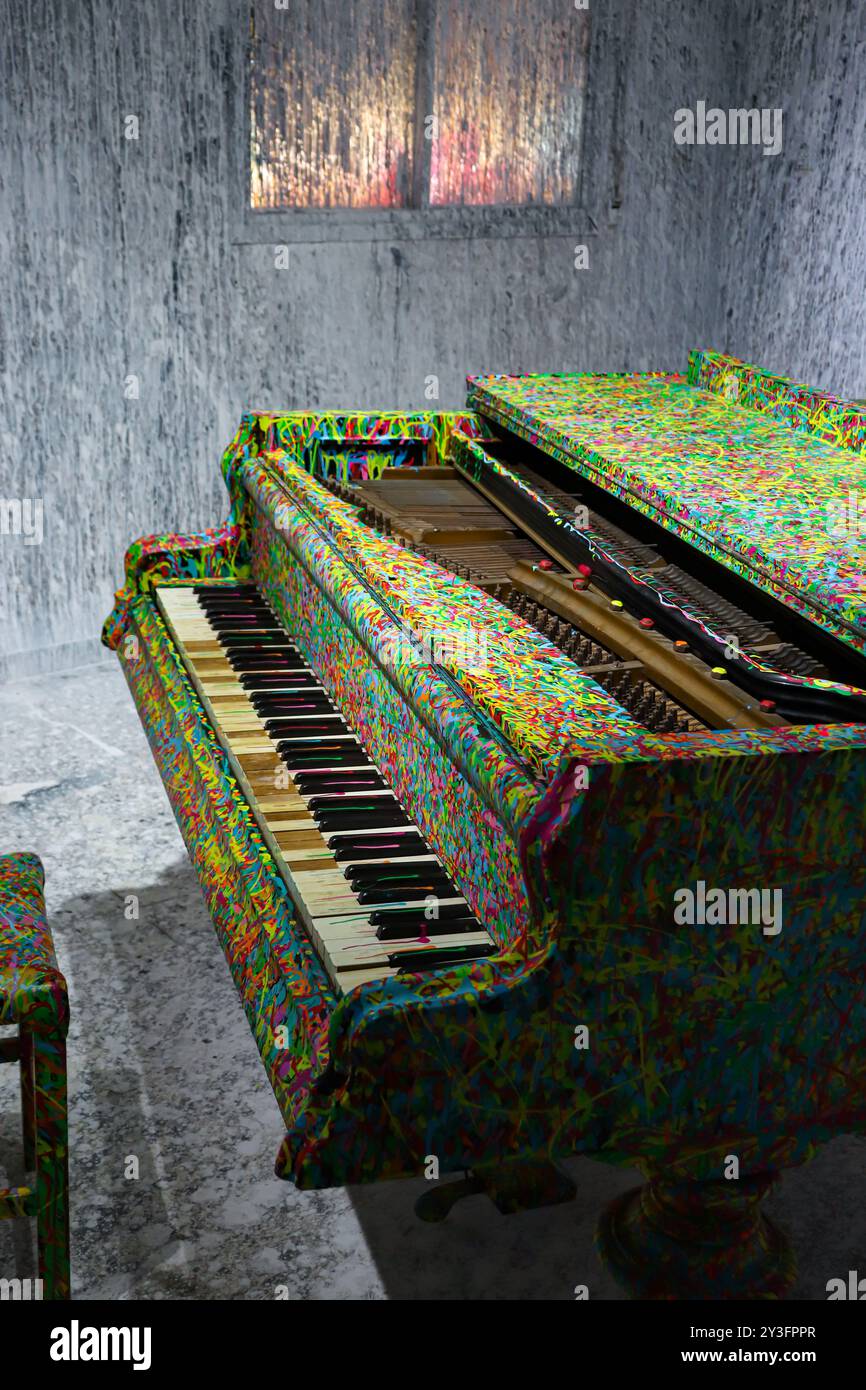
(103, 350, 866, 1298)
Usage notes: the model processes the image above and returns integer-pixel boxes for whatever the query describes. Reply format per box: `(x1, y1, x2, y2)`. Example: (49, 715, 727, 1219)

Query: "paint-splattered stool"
(0, 852, 70, 1299)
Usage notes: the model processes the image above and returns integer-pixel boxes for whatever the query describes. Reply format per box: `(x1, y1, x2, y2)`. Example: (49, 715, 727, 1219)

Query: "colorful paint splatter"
(101, 361, 866, 1297)
(468, 359, 866, 655)
(0, 852, 70, 1299)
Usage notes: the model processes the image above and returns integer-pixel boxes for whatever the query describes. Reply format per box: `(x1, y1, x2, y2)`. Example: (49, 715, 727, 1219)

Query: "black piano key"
(305, 786, 393, 799)
(282, 762, 373, 782)
(356, 879, 454, 905)
(201, 603, 276, 615)
(256, 693, 336, 708)
(242, 683, 316, 697)
(219, 636, 293, 649)
(311, 795, 397, 811)
(296, 770, 385, 793)
(230, 665, 303, 678)
(223, 646, 297, 657)
(355, 879, 454, 904)
(229, 655, 302, 670)
(197, 596, 269, 606)
(255, 686, 330, 700)
(240, 659, 307, 672)
(272, 736, 356, 751)
(260, 717, 346, 737)
(250, 672, 320, 689)
(221, 636, 294, 649)
(368, 903, 477, 928)
(280, 732, 361, 748)
(242, 657, 311, 669)
(211, 623, 281, 634)
(347, 859, 444, 884)
(206, 612, 277, 625)
(195, 592, 268, 603)
(248, 683, 321, 697)
(278, 734, 364, 752)
(315, 807, 410, 831)
(254, 693, 328, 709)
(279, 743, 369, 767)
(232, 666, 308, 679)
(307, 794, 392, 813)
(312, 792, 397, 815)
(192, 584, 258, 596)
(389, 943, 496, 973)
(265, 709, 336, 725)
(331, 834, 427, 862)
(375, 915, 480, 942)
(241, 673, 314, 689)
(252, 686, 326, 708)
(212, 622, 278, 635)
(211, 620, 279, 631)
(205, 616, 279, 628)
(268, 733, 348, 745)
(209, 619, 269, 629)
(262, 692, 333, 711)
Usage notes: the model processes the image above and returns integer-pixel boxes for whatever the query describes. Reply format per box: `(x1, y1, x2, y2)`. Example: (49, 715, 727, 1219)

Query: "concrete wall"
(717, 0, 866, 397)
(1, 0, 743, 671)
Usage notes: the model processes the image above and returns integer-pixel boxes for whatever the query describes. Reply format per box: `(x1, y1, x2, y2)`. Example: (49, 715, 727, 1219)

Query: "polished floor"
(1, 660, 865, 1300)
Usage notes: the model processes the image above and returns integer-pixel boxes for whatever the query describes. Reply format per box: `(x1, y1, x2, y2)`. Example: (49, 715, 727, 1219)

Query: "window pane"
(429, 1, 589, 207)
(250, 0, 417, 209)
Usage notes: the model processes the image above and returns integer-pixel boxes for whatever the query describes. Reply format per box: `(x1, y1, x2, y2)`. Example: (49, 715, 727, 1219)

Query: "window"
(249, 0, 590, 213)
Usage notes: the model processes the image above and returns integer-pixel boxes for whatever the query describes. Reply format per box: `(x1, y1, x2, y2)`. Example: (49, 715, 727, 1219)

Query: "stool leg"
(33, 1033, 70, 1300)
(20, 1029, 36, 1169)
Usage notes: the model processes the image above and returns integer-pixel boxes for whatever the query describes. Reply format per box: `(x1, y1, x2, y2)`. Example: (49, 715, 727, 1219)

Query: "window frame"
(235, 0, 594, 245)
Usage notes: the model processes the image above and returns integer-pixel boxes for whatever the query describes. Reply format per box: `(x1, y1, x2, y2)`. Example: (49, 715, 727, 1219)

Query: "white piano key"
(155, 581, 496, 994)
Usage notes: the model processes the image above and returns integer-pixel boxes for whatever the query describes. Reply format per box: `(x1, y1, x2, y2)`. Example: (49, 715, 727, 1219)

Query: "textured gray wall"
(4, 0, 830, 672)
(718, 0, 866, 396)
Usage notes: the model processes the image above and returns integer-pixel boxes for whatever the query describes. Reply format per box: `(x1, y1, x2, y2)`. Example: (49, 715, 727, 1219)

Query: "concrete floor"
(1, 660, 865, 1300)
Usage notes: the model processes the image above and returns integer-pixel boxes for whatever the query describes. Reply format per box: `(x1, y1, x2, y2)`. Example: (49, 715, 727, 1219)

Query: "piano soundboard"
(155, 582, 496, 994)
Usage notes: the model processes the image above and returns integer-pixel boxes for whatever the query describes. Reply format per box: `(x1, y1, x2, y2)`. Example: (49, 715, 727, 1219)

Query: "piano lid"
(467, 351, 866, 657)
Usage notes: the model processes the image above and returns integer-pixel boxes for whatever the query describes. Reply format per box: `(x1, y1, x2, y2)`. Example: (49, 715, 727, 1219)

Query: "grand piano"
(103, 349, 866, 1298)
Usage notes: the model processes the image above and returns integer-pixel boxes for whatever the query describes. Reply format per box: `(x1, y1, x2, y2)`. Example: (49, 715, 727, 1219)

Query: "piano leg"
(596, 1171, 796, 1300)
(415, 1158, 577, 1222)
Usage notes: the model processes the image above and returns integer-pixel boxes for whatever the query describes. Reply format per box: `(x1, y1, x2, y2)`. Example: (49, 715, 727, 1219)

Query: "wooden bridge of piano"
(103, 350, 866, 1299)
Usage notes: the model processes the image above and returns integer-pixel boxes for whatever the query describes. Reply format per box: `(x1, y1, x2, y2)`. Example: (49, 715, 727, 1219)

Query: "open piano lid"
(467, 349, 866, 658)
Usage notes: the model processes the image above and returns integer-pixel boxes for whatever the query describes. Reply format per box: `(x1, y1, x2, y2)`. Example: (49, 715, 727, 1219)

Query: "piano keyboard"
(155, 582, 496, 994)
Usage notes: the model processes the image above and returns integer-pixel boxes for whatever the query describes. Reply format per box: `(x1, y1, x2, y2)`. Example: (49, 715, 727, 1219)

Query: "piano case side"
(116, 593, 337, 1135)
(521, 738, 866, 1179)
(284, 735, 866, 1191)
(688, 348, 866, 455)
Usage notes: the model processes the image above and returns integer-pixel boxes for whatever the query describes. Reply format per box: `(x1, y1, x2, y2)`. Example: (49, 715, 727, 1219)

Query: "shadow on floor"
(3, 857, 863, 1300)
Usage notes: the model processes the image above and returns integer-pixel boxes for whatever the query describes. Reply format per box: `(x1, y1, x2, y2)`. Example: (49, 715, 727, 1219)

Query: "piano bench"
(0, 853, 70, 1300)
